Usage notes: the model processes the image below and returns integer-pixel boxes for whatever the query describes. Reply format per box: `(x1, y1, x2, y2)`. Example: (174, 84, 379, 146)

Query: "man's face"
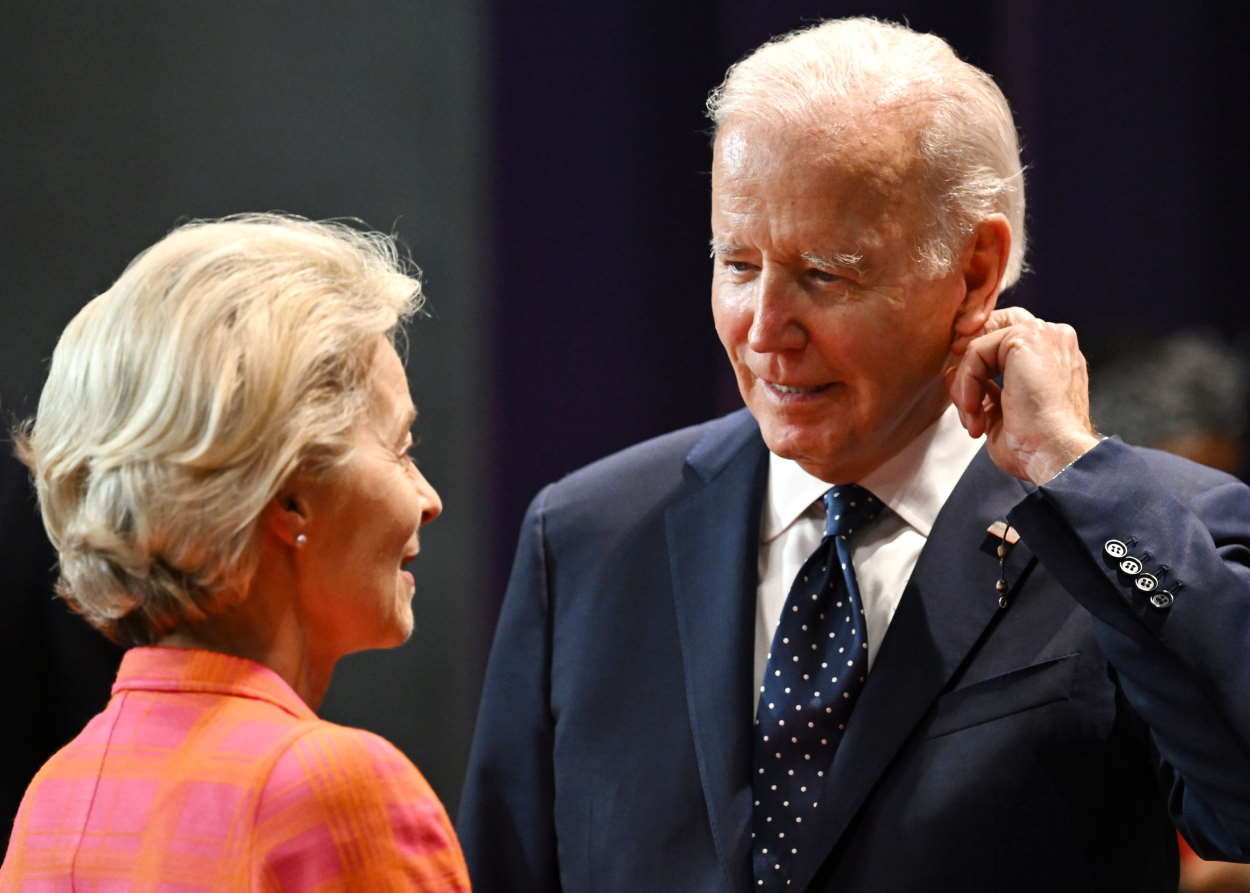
(711, 120, 972, 483)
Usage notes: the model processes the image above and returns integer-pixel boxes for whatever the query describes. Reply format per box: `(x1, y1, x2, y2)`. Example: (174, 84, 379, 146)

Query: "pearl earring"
(295, 533, 308, 546)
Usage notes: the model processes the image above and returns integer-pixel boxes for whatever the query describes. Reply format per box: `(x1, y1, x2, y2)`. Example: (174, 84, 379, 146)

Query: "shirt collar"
(761, 403, 984, 542)
(113, 646, 317, 720)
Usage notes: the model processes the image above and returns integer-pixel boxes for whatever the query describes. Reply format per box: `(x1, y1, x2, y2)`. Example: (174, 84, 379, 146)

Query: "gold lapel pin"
(986, 521, 1018, 608)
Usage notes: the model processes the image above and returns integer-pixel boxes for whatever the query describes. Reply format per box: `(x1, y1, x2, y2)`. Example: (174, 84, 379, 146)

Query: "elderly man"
(459, 18, 1250, 893)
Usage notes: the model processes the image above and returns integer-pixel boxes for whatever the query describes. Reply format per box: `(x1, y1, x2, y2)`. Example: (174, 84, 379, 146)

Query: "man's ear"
(262, 487, 309, 547)
(953, 213, 1011, 338)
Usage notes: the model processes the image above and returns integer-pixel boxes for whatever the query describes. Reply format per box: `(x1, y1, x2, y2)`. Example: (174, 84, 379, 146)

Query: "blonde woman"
(1, 214, 470, 891)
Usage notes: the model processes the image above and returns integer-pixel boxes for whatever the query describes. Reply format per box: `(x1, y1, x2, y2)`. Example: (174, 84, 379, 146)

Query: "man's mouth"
(764, 381, 833, 396)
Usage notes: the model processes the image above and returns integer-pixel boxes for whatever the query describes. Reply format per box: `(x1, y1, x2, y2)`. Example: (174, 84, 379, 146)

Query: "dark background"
(3, 0, 1246, 837)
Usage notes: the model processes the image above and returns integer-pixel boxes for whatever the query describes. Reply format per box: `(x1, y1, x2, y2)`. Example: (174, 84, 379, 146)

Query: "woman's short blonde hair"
(18, 213, 423, 646)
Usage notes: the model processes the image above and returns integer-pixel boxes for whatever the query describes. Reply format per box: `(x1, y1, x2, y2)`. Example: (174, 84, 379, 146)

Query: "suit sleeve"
(1008, 438, 1250, 860)
(253, 724, 470, 892)
(458, 485, 562, 892)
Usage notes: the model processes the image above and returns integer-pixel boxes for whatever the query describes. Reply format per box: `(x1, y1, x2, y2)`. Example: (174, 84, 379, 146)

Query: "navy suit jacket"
(459, 410, 1250, 892)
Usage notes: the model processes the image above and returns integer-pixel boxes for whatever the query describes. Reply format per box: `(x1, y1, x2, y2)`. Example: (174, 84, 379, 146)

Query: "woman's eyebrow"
(394, 406, 418, 439)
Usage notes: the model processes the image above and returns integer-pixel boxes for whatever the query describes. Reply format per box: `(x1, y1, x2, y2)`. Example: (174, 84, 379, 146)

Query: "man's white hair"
(707, 17, 1026, 288)
(18, 213, 422, 646)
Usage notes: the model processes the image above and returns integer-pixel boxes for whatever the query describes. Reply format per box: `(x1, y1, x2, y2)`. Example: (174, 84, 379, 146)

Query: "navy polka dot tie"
(751, 484, 884, 890)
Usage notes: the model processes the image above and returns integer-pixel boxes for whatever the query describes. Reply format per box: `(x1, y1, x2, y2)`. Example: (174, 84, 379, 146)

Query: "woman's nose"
(413, 468, 443, 525)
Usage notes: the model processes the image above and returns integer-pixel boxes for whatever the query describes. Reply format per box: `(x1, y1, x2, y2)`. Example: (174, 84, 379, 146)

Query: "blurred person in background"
(0, 214, 470, 891)
(1090, 330, 1247, 478)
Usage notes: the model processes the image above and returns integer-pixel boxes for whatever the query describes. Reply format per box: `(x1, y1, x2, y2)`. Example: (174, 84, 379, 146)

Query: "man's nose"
(746, 268, 806, 353)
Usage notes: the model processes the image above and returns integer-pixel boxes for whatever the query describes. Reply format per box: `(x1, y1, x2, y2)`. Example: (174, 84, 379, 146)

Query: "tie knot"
(822, 484, 883, 540)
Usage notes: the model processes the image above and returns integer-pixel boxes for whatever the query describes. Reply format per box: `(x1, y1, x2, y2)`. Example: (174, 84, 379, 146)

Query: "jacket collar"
(667, 409, 769, 893)
(113, 646, 317, 720)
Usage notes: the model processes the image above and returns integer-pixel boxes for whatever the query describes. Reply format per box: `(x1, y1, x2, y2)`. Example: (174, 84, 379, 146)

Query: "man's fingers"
(982, 306, 1037, 331)
(950, 306, 1037, 355)
(950, 324, 1013, 417)
(979, 379, 1003, 438)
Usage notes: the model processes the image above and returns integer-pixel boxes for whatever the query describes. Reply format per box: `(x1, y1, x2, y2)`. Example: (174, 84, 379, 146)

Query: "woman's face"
(295, 337, 442, 656)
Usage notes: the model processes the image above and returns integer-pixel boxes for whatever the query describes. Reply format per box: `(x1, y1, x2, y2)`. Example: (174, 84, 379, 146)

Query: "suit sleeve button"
(1149, 590, 1174, 609)
(1134, 573, 1159, 592)
(1104, 539, 1129, 559)
(1119, 556, 1143, 575)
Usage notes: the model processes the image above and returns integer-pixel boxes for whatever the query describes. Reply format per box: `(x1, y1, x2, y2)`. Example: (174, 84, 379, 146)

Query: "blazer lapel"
(788, 449, 1036, 892)
(666, 411, 768, 893)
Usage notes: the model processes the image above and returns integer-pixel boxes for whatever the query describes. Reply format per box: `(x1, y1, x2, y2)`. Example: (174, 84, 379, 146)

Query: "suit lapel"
(666, 411, 768, 893)
(788, 449, 1036, 892)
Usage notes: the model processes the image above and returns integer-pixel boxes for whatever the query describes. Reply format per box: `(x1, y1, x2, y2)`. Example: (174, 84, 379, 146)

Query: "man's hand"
(948, 307, 1100, 484)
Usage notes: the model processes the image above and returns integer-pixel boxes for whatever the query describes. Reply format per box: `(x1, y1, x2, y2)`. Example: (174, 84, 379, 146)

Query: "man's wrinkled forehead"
(711, 117, 931, 263)
(714, 107, 924, 182)
(715, 126, 754, 172)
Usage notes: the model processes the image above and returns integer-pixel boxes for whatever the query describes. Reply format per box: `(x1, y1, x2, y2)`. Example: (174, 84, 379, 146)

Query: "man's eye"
(807, 268, 842, 283)
(725, 260, 756, 273)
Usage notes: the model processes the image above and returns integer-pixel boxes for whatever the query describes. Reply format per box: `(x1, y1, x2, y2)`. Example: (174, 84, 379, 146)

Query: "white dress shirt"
(753, 404, 985, 702)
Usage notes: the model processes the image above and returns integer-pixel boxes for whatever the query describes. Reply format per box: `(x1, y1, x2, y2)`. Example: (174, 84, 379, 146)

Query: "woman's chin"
(390, 594, 417, 644)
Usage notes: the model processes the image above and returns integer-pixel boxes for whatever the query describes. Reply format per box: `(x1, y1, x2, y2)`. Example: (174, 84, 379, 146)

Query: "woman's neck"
(156, 578, 336, 710)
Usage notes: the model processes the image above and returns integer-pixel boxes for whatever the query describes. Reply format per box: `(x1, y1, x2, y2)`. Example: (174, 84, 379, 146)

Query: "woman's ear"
(262, 488, 309, 547)
(953, 213, 1011, 338)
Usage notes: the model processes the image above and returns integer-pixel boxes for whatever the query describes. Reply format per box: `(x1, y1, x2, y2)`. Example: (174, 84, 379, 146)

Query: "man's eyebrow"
(801, 250, 865, 274)
(709, 240, 867, 275)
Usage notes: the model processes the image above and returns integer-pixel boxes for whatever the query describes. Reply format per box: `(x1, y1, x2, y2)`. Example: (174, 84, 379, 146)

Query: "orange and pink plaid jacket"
(1, 647, 471, 891)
